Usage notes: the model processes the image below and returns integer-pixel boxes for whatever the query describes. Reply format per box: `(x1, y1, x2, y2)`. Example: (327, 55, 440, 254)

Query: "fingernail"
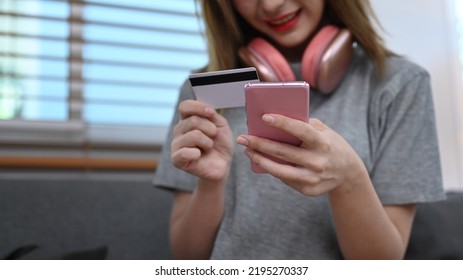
(262, 114, 275, 124)
(236, 136, 249, 146)
(204, 107, 213, 115)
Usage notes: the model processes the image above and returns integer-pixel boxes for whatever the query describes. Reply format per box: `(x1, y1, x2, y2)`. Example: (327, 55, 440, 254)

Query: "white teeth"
(269, 12, 297, 26)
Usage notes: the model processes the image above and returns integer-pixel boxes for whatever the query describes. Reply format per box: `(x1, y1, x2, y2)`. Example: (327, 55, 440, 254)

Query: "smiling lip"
(265, 9, 302, 33)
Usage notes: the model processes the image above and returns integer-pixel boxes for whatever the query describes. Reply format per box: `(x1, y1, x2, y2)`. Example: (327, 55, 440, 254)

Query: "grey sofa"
(1, 177, 462, 259)
(0, 177, 173, 260)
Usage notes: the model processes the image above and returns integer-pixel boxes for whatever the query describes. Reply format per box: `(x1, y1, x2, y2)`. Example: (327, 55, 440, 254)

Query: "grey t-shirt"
(153, 47, 445, 259)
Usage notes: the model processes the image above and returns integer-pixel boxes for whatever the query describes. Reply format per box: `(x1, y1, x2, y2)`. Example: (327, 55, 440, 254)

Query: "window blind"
(0, 0, 207, 155)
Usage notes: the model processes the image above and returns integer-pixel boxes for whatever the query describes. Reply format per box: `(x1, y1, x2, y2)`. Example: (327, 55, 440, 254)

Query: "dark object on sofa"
(4, 244, 39, 260)
(405, 192, 463, 260)
(4, 244, 108, 260)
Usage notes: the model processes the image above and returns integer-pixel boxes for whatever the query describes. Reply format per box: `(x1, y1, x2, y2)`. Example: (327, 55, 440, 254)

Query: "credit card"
(189, 67, 259, 109)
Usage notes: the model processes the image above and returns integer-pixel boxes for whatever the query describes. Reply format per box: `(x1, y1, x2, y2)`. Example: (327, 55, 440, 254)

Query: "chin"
(274, 36, 308, 49)
(272, 27, 311, 45)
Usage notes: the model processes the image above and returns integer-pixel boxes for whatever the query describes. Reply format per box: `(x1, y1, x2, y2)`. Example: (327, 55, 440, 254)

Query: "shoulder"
(351, 50, 433, 113)
(351, 47, 430, 90)
(344, 48, 432, 108)
(382, 55, 430, 91)
(379, 55, 432, 112)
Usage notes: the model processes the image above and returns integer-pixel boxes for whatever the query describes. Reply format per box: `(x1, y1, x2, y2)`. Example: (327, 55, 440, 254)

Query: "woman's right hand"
(171, 100, 233, 183)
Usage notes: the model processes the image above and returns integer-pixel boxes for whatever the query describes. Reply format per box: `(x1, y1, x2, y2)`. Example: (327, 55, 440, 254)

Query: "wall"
(371, 0, 463, 191)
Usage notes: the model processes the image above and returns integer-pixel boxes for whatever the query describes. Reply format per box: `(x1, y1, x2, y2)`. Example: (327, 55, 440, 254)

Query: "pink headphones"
(238, 25, 354, 93)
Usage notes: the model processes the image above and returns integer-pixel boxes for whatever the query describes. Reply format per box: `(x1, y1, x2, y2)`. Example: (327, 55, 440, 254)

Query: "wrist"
(197, 170, 229, 192)
(329, 158, 370, 199)
(198, 177, 227, 189)
(196, 156, 232, 191)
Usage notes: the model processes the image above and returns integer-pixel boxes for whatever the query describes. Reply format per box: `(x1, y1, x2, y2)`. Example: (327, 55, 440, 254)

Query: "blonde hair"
(198, 0, 391, 74)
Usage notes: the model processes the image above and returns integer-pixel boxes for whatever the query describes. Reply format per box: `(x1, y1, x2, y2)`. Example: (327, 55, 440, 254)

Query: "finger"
(261, 114, 325, 147)
(244, 148, 320, 189)
(173, 115, 217, 138)
(237, 134, 301, 165)
(238, 134, 325, 172)
(172, 130, 214, 153)
(171, 147, 201, 169)
(178, 100, 214, 120)
(178, 100, 228, 128)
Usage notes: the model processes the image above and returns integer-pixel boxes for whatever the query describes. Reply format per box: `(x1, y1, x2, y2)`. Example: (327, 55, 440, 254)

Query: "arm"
(236, 115, 416, 259)
(169, 100, 233, 259)
(328, 167, 416, 259)
(170, 178, 226, 259)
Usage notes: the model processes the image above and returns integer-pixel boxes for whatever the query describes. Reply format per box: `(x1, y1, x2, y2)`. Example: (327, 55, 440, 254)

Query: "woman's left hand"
(236, 114, 367, 196)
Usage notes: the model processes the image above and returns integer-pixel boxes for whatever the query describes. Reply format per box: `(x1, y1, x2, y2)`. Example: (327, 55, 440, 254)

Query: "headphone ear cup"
(244, 38, 296, 82)
(301, 25, 340, 90)
(317, 29, 354, 93)
(301, 25, 354, 93)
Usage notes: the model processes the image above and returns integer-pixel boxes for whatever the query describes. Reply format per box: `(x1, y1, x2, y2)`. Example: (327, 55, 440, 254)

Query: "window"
(0, 0, 207, 169)
(452, 0, 463, 190)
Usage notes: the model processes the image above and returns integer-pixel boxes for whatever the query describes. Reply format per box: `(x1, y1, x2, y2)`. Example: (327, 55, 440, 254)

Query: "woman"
(153, 0, 445, 259)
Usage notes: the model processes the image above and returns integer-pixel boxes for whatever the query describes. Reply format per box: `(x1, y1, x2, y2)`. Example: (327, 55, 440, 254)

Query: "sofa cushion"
(405, 192, 463, 259)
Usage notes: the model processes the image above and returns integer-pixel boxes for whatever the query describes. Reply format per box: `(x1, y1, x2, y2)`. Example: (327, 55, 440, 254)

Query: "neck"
(278, 39, 311, 63)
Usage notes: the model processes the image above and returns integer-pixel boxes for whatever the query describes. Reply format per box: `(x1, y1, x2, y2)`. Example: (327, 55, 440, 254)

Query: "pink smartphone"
(244, 81, 310, 173)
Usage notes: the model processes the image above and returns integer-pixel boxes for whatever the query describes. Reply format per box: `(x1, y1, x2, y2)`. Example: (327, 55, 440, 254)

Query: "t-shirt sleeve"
(152, 80, 197, 193)
(369, 70, 446, 205)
